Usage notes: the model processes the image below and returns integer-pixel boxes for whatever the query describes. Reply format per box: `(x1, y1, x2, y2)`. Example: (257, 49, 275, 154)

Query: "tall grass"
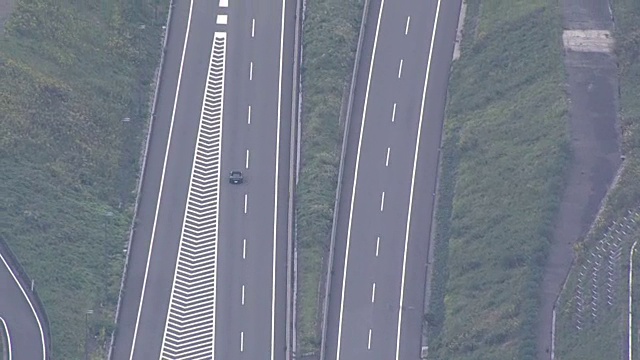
(0, 0, 166, 357)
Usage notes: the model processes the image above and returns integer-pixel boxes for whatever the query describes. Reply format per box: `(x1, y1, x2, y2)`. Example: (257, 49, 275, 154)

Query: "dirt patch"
(0, 0, 15, 32)
(536, 1, 622, 359)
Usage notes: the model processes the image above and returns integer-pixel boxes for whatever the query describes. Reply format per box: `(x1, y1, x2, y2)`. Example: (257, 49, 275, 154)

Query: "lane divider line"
(335, 1, 386, 357)
(158, 31, 227, 360)
(395, 0, 443, 358)
(391, 103, 397, 123)
(398, 59, 403, 78)
(0, 315, 13, 360)
(405, 16, 410, 35)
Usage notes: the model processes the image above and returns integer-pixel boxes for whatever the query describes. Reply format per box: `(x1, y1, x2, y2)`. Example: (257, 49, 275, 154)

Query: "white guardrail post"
(318, 0, 371, 359)
(107, 1, 175, 358)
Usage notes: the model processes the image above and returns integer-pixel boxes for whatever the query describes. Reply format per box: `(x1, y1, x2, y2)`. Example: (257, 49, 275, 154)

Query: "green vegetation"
(555, 0, 640, 357)
(426, 1, 569, 358)
(295, 0, 362, 353)
(0, 0, 166, 356)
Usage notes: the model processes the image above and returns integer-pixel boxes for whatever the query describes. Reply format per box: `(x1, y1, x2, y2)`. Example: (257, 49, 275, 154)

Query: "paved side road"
(0, 252, 46, 360)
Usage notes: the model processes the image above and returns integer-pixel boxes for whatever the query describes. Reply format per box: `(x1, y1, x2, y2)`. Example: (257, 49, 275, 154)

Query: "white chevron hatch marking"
(159, 32, 227, 360)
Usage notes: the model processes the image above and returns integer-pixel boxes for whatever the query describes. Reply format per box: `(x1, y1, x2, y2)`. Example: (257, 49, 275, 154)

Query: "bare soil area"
(536, 0, 622, 358)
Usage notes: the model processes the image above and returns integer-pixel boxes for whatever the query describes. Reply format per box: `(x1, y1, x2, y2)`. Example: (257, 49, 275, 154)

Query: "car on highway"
(229, 170, 244, 184)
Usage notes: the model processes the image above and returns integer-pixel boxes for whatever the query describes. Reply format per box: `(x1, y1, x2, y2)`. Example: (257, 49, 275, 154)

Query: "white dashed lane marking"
(391, 103, 396, 123)
(405, 16, 410, 34)
(385, 147, 390, 167)
(371, 283, 376, 303)
(398, 59, 403, 78)
(380, 192, 385, 212)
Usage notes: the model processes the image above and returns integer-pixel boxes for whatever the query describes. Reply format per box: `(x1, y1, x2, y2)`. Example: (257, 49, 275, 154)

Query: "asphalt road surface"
(0, 253, 46, 360)
(324, 0, 461, 359)
(110, 0, 295, 358)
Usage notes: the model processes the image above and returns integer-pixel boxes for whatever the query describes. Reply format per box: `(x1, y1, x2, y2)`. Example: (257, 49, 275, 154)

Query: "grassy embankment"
(0, 0, 165, 357)
(555, 0, 640, 358)
(426, 1, 569, 359)
(295, 0, 362, 354)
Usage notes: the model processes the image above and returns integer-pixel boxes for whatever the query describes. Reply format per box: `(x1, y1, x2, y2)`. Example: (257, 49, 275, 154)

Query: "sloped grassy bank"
(426, 1, 569, 359)
(0, 0, 166, 357)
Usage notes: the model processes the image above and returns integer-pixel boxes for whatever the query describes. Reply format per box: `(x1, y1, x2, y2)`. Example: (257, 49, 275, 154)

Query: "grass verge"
(0, 0, 166, 357)
(555, 0, 640, 357)
(426, 1, 569, 358)
(295, 0, 362, 354)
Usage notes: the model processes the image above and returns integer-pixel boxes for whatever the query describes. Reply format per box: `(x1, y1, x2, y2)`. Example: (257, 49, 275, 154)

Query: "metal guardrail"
(0, 236, 52, 360)
(106, 1, 176, 357)
(287, 0, 304, 358)
(318, 0, 371, 359)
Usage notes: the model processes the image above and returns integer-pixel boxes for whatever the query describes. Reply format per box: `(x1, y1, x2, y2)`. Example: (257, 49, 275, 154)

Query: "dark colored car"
(229, 170, 244, 184)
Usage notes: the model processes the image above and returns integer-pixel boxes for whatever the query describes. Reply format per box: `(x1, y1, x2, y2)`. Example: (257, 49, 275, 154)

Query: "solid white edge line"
(0, 257, 40, 360)
(335, 1, 385, 358)
(212, 35, 227, 357)
(128, 1, 195, 356)
(0, 317, 11, 360)
(394, 0, 442, 358)
(157, 31, 227, 357)
(271, 0, 287, 359)
(630, 241, 637, 360)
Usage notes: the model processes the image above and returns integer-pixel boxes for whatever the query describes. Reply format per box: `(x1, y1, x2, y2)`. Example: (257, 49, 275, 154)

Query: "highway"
(110, 0, 296, 358)
(0, 252, 46, 360)
(324, 0, 461, 359)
